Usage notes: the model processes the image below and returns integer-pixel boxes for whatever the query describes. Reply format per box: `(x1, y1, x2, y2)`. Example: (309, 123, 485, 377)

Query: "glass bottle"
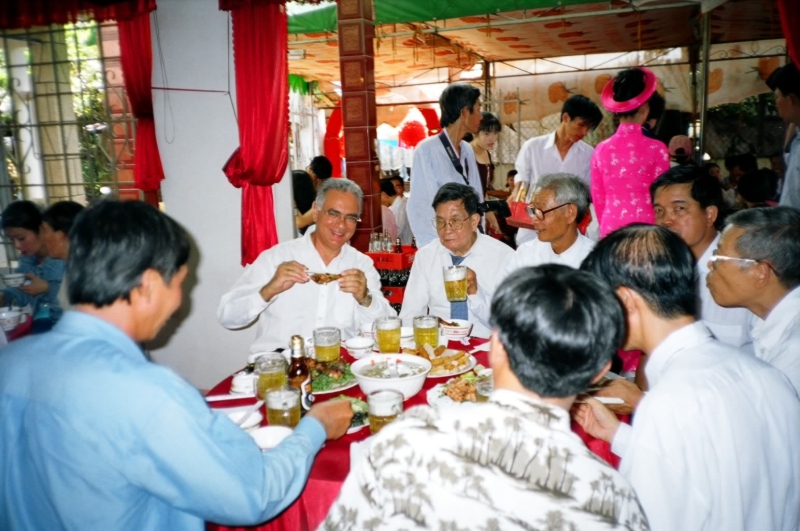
(411, 237, 417, 250)
(394, 237, 402, 253)
(287, 335, 313, 410)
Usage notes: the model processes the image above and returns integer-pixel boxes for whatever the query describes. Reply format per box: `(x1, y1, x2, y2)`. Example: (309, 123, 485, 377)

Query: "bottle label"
(300, 376, 314, 410)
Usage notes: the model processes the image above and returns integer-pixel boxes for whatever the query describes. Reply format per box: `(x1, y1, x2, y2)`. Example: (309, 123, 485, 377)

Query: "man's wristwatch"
(357, 290, 373, 307)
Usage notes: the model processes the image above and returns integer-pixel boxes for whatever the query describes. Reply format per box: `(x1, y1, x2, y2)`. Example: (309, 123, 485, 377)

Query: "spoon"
(386, 357, 400, 378)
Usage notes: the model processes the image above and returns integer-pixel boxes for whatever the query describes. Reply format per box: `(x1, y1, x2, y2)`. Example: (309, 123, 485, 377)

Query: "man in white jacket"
(400, 183, 513, 338)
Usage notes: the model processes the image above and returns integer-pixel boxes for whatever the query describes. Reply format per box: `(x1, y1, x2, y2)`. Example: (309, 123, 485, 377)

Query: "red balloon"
(398, 120, 428, 149)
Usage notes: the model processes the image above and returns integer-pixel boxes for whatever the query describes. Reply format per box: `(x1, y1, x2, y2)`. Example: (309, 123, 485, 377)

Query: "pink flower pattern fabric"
(590, 123, 670, 237)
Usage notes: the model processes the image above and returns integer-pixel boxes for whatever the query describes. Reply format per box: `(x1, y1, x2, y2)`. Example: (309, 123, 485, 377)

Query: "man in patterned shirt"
(321, 265, 649, 531)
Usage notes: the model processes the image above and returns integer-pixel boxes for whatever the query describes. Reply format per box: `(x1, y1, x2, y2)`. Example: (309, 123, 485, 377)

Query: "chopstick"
(206, 393, 256, 402)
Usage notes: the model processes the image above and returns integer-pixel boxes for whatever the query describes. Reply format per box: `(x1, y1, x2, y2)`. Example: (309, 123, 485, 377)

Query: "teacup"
(1, 274, 26, 288)
(0, 310, 23, 331)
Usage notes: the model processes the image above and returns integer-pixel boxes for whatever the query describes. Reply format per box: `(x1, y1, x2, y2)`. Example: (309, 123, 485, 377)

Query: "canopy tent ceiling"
(287, 0, 783, 87)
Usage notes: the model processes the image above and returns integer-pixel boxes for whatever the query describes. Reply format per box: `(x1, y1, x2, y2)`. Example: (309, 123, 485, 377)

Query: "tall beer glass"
(368, 389, 403, 434)
(266, 387, 301, 428)
(443, 265, 468, 302)
(372, 316, 401, 353)
(313, 327, 340, 363)
(413, 315, 439, 350)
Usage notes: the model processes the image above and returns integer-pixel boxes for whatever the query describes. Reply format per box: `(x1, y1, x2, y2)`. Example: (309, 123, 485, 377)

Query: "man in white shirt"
(513, 95, 603, 245)
(400, 183, 513, 338)
(575, 224, 800, 531)
(706, 206, 800, 395)
(322, 265, 648, 530)
(502, 173, 595, 278)
(651, 165, 753, 349)
(407, 83, 485, 247)
(218, 179, 394, 353)
(767, 63, 800, 208)
(380, 178, 411, 245)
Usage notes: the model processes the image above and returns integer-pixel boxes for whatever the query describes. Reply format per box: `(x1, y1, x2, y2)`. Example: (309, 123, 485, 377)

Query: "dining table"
(205, 336, 624, 531)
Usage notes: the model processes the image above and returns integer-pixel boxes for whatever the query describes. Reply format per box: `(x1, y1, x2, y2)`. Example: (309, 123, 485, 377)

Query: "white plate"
(347, 420, 368, 434)
(311, 379, 359, 395)
(250, 426, 293, 450)
(221, 406, 263, 430)
(426, 355, 477, 379)
(426, 383, 455, 407)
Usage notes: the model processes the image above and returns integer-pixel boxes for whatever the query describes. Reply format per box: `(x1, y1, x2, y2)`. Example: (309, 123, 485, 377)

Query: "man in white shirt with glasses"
(218, 178, 394, 353)
(400, 183, 513, 338)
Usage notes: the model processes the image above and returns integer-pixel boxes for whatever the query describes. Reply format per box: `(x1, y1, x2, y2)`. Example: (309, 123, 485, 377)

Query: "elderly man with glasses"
(501, 173, 595, 279)
(706, 206, 800, 395)
(400, 183, 513, 338)
(219, 178, 394, 353)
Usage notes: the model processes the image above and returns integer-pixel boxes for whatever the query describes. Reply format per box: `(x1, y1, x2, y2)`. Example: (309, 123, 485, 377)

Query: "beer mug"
(266, 387, 302, 428)
(476, 375, 493, 403)
(443, 265, 468, 302)
(313, 327, 341, 363)
(372, 316, 401, 354)
(254, 353, 287, 399)
(368, 389, 403, 434)
(413, 315, 439, 350)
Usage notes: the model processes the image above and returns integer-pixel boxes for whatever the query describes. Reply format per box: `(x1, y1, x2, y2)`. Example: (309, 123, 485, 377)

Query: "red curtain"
(0, 0, 154, 30)
(118, 11, 164, 192)
(222, 1, 289, 265)
(324, 106, 343, 178)
(777, 0, 799, 66)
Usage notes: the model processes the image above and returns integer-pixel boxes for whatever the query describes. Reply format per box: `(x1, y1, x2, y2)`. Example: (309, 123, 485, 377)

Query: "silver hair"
(537, 173, 590, 222)
(315, 178, 364, 216)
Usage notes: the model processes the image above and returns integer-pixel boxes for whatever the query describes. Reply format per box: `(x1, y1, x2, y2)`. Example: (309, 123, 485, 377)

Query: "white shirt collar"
(544, 131, 557, 150)
(645, 321, 714, 389)
(696, 232, 720, 274)
(753, 287, 800, 351)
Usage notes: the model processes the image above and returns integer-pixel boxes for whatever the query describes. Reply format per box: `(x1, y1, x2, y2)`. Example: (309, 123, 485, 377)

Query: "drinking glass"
(266, 387, 301, 428)
(476, 375, 493, 403)
(443, 265, 468, 302)
(372, 316, 401, 353)
(313, 327, 341, 363)
(368, 389, 404, 434)
(254, 353, 287, 399)
(413, 315, 439, 350)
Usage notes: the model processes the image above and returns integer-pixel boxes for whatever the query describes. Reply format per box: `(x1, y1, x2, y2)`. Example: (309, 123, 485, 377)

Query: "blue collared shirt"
(3, 255, 65, 320)
(0, 311, 326, 531)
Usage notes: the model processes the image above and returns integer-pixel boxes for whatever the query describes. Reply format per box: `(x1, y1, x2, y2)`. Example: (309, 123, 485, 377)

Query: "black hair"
(507, 169, 518, 178)
(380, 178, 397, 197)
(766, 62, 800, 99)
(42, 201, 85, 235)
(612, 68, 648, 118)
(490, 265, 625, 398)
(581, 224, 699, 319)
(724, 153, 758, 173)
(726, 207, 800, 289)
(308, 156, 333, 181)
(561, 94, 603, 129)
(646, 91, 665, 121)
(737, 169, 778, 205)
(292, 170, 316, 214)
(703, 162, 720, 173)
(389, 176, 405, 189)
(67, 200, 190, 308)
(431, 182, 479, 216)
(650, 165, 723, 211)
(439, 83, 481, 128)
(478, 112, 501, 133)
(1, 200, 43, 232)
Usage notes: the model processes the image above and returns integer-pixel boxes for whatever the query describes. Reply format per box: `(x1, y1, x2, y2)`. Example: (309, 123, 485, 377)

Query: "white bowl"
(230, 371, 257, 394)
(344, 336, 374, 359)
(249, 426, 293, 450)
(440, 319, 472, 338)
(0, 310, 22, 332)
(2, 273, 25, 288)
(351, 354, 432, 400)
(359, 323, 374, 338)
(224, 408, 263, 431)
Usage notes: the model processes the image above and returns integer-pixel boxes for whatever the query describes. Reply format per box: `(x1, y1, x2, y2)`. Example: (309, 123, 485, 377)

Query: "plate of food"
(402, 345, 476, 378)
(333, 395, 369, 434)
(308, 359, 358, 394)
(427, 367, 490, 407)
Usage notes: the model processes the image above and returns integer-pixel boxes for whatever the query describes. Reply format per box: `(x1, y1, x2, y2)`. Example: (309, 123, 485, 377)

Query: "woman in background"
(591, 67, 670, 237)
(465, 112, 503, 235)
(40, 201, 85, 312)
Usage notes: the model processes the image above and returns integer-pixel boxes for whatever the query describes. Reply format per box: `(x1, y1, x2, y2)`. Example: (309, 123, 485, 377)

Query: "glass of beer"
(368, 389, 403, 434)
(476, 376, 493, 403)
(413, 315, 439, 350)
(372, 316, 401, 353)
(443, 265, 468, 302)
(313, 327, 341, 363)
(266, 387, 301, 428)
(254, 353, 287, 399)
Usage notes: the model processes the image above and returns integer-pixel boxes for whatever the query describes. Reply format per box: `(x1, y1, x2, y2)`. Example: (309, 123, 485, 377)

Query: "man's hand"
(595, 379, 644, 415)
(466, 267, 478, 296)
(306, 400, 354, 440)
(260, 261, 308, 302)
(486, 211, 502, 235)
(572, 397, 621, 444)
(19, 273, 48, 296)
(338, 268, 368, 304)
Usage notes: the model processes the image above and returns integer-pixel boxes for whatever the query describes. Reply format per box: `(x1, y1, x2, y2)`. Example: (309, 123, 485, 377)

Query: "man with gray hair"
(219, 178, 394, 353)
(502, 173, 595, 278)
(707, 206, 800, 395)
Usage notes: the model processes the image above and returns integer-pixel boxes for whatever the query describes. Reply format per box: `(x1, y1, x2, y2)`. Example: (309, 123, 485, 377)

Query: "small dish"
(250, 426, 293, 450)
(223, 407, 263, 431)
(440, 319, 472, 338)
(230, 371, 257, 394)
(1, 273, 26, 288)
(344, 336, 374, 359)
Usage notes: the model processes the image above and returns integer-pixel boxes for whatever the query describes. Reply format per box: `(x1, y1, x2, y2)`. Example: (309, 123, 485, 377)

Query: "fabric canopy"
(0, 0, 155, 29)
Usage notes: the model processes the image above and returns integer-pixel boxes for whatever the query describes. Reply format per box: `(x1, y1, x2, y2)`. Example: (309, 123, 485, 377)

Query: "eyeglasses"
(526, 203, 571, 221)
(433, 217, 469, 231)
(324, 209, 360, 226)
(708, 254, 758, 265)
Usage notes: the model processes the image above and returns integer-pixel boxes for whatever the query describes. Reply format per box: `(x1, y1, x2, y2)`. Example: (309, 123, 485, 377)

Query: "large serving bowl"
(440, 319, 472, 338)
(351, 354, 432, 400)
(1, 273, 25, 288)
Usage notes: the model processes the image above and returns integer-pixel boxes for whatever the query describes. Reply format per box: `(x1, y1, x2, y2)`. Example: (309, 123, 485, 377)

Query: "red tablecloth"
(206, 338, 624, 531)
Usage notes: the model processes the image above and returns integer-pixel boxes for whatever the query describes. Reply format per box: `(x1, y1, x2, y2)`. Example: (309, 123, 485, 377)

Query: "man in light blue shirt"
(0, 200, 353, 531)
(767, 62, 800, 208)
(407, 83, 485, 247)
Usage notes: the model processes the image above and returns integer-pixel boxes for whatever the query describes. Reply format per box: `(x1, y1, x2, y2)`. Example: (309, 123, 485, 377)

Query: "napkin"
(349, 438, 371, 464)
